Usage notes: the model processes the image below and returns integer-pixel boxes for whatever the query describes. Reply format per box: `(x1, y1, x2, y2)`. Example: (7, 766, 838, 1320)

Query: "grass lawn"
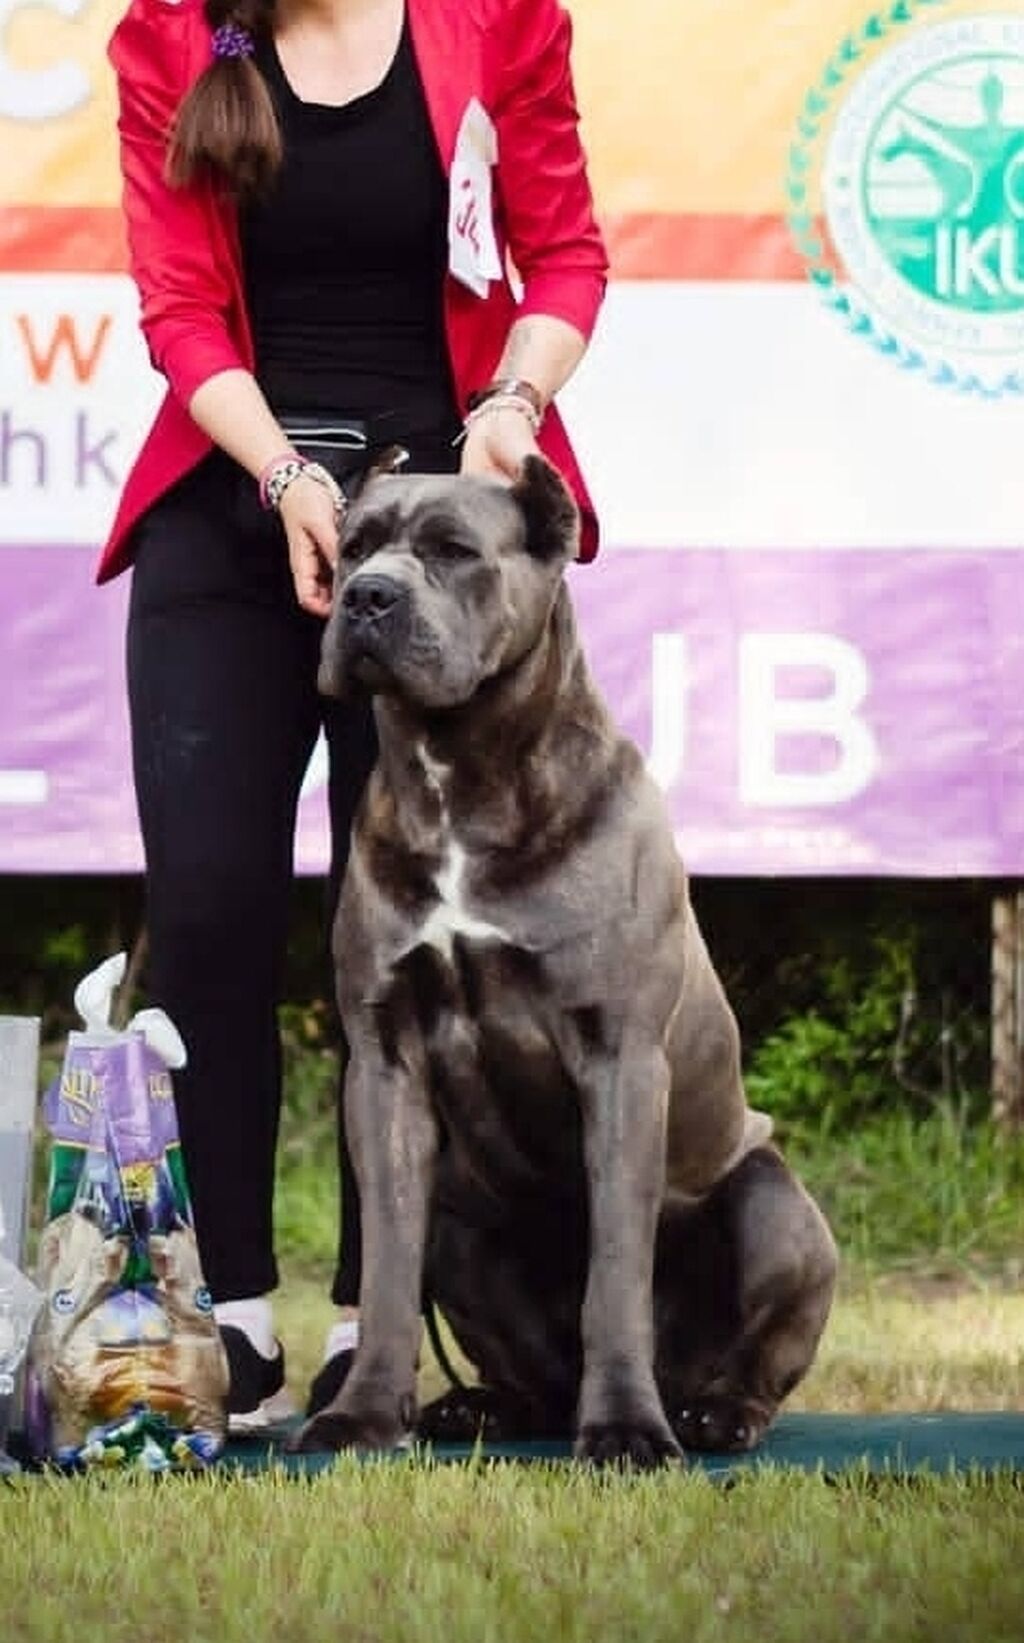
(4, 1459, 1023, 1643)
(4, 1268, 1022, 1643)
(5, 1107, 1023, 1642)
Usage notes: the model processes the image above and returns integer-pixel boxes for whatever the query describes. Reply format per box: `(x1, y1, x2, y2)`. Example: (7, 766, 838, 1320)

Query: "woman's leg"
(127, 459, 322, 1303)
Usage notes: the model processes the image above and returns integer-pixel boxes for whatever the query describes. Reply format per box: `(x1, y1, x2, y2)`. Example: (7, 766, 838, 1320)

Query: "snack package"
(26, 956, 229, 1470)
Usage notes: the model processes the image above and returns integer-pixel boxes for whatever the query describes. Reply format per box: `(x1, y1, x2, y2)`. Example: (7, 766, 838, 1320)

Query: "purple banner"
(1, 545, 1022, 876)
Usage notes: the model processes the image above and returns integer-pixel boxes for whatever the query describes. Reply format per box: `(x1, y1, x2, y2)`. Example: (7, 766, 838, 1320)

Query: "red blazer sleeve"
(490, 0, 608, 341)
(109, 1, 244, 406)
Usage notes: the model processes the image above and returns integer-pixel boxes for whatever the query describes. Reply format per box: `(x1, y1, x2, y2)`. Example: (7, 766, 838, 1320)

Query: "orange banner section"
(603, 215, 816, 282)
(3, 207, 825, 282)
(0, 207, 127, 274)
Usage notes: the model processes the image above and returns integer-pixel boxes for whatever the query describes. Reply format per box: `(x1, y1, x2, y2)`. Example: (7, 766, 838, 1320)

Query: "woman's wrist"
(466, 377, 546, 421)
(260, 453, 347, 518)
(258, 450, 300, 510)
(461, 381, 545, 441)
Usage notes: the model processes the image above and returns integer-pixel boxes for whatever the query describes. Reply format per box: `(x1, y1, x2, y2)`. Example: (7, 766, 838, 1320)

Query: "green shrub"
(745, 933, 988, 1130)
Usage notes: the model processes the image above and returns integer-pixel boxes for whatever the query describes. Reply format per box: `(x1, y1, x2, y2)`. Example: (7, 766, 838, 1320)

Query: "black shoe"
(305, 1349, 356, 1419)
(219, 1326, 293, 1432)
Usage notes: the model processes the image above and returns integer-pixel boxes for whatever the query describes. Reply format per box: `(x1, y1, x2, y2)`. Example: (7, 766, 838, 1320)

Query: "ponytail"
(166, 0, 282, 197)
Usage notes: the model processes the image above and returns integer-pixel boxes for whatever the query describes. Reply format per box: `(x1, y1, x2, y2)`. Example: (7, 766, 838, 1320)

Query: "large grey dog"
(299, 457, 837, 1466)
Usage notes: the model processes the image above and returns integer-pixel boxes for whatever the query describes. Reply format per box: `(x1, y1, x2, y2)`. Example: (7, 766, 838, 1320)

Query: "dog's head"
(318, 456, 580, 711)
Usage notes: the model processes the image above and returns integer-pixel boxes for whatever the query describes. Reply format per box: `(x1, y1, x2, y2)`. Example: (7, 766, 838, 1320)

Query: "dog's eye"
(436, 538, 479, 562)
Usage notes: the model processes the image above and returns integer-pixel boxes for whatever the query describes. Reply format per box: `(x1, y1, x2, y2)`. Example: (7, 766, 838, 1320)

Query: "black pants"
(127, 439, 456, 1305)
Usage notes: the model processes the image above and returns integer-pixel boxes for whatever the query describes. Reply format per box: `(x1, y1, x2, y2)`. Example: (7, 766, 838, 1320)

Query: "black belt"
(278, 413, 459, 494)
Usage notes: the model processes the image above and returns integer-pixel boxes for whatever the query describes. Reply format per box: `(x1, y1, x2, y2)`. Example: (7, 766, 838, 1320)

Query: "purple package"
(27, 961, 229, 1468)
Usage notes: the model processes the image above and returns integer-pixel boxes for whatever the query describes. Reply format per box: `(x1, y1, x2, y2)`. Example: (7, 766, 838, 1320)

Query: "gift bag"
(27, 956, 229, 1470)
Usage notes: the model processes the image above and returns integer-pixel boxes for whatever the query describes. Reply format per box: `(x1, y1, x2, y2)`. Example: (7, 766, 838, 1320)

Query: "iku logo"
(789, 8, 1024, 396)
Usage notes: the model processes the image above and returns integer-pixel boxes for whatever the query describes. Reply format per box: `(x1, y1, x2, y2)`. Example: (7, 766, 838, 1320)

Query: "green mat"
(218, 1412, 1024, 1479)
(9, 1412, 1023, 1478)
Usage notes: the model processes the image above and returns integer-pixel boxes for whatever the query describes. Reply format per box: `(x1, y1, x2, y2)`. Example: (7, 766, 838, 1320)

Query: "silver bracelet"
(264, 457, 347, 519)
(461, 393, 543, 436)
(301, 461, 347, 518)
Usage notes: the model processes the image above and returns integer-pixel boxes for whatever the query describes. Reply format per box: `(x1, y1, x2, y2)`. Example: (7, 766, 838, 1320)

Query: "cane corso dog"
(300, 457, 837, 1466)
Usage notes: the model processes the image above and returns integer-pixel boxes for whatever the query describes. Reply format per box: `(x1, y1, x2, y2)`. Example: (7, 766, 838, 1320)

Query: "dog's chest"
(408, 745, 509, 959)
(416, 837, 507, 956)
(389, 925, 577, 1191)
(383, 750, 578, 1173)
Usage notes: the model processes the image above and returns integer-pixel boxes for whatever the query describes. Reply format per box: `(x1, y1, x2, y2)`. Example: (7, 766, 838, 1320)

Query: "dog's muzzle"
(338, 572, 410, 679)
(343, 573, 406, 626)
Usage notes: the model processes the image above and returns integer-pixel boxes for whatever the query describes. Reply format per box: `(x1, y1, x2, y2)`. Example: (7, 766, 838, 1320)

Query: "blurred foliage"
(4, 873, 1017, 1286)
(744, 933, 989, 1129)
(690, 877, 992, 1124)
(0, 873, 996, 1125)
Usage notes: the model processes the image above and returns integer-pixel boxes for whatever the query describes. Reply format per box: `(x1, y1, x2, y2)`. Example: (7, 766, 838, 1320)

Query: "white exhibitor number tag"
(448, 98, 502, 297)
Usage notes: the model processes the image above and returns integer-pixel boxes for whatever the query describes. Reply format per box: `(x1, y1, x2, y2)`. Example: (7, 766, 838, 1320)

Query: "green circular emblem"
(789, 6, 1024, 395)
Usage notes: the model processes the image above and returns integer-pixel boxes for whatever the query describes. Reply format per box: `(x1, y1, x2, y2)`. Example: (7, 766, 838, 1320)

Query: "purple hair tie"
(212, 21, 256, 61)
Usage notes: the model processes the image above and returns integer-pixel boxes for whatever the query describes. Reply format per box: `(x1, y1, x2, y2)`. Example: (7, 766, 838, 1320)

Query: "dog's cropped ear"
(512, 455, 580, 562)
(366, 444, 410, 481)
(345, 444, 410, 509)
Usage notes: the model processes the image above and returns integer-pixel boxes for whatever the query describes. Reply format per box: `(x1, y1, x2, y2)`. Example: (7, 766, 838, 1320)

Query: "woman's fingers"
(459, 407, 539, 481)
(280, 477, 340, 615)
(290, 528, 334, 617)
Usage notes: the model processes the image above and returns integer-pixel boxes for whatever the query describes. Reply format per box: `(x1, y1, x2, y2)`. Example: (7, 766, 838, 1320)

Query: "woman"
(104, 0, 607, 1428)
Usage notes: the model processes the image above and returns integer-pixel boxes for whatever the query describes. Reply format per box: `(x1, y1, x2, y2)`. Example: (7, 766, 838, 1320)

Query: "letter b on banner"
(739, 634, 878, 808)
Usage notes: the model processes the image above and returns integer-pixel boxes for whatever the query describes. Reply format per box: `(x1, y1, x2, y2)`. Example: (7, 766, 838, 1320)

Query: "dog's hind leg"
(654, 1147, 838, 1454)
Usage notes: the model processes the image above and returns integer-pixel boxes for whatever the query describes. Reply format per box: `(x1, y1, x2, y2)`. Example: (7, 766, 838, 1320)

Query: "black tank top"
(240, 17, 460, 444)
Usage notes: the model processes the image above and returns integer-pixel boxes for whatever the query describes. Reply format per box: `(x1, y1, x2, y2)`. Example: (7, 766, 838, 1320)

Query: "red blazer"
(99, 0, 608, 584)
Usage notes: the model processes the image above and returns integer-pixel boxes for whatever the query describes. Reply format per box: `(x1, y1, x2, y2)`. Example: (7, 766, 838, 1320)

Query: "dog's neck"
(370, 584, 623, 856)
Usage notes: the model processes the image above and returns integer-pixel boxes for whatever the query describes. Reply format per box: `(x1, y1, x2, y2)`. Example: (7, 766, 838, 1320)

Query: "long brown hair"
(166, 0, 282, 197)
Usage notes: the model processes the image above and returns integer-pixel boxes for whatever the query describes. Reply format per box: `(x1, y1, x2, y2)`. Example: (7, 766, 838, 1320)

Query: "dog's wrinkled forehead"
(343, 474, 522, 563)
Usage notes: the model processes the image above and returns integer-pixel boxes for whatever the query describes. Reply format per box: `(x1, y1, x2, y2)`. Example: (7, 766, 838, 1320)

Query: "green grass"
(3, 1461, 1023, 1643)
(785, 1108, 1024, 1284)
(8, 1071, 1024, 1643)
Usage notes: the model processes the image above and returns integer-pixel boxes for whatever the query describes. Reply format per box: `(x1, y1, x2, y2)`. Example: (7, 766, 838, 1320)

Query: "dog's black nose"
(342, 574, 404, 622)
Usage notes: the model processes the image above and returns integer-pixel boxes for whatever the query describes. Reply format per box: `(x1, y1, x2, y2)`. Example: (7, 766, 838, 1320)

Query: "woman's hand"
(459, 405, 540, 483)
(279, 475, 340, 617)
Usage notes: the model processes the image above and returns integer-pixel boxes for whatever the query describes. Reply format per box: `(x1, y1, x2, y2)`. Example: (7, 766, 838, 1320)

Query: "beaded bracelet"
(466, 378, 545, 420)
(462, 393, 542, 436)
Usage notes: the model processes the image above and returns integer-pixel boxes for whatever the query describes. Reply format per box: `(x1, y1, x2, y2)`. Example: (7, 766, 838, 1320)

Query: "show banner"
(1, 0, 1022, 874)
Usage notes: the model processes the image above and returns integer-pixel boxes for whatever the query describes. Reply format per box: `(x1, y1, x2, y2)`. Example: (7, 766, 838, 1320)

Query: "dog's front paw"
(575, 1419, 684, 1470)
(672, 1396, 772, 1454)
(290, 1399, 413, 1455)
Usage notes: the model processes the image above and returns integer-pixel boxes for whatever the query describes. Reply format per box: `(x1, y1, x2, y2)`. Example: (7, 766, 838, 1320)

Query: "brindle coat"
(297, 458, 837, 1465)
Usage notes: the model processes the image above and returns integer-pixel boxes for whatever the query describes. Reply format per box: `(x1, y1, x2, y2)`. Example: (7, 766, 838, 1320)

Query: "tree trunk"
(991, 889, 1024, 1129)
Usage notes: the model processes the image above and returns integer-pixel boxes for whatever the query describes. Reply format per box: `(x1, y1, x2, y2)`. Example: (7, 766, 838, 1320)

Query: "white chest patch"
(413, 746, 508, 957)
